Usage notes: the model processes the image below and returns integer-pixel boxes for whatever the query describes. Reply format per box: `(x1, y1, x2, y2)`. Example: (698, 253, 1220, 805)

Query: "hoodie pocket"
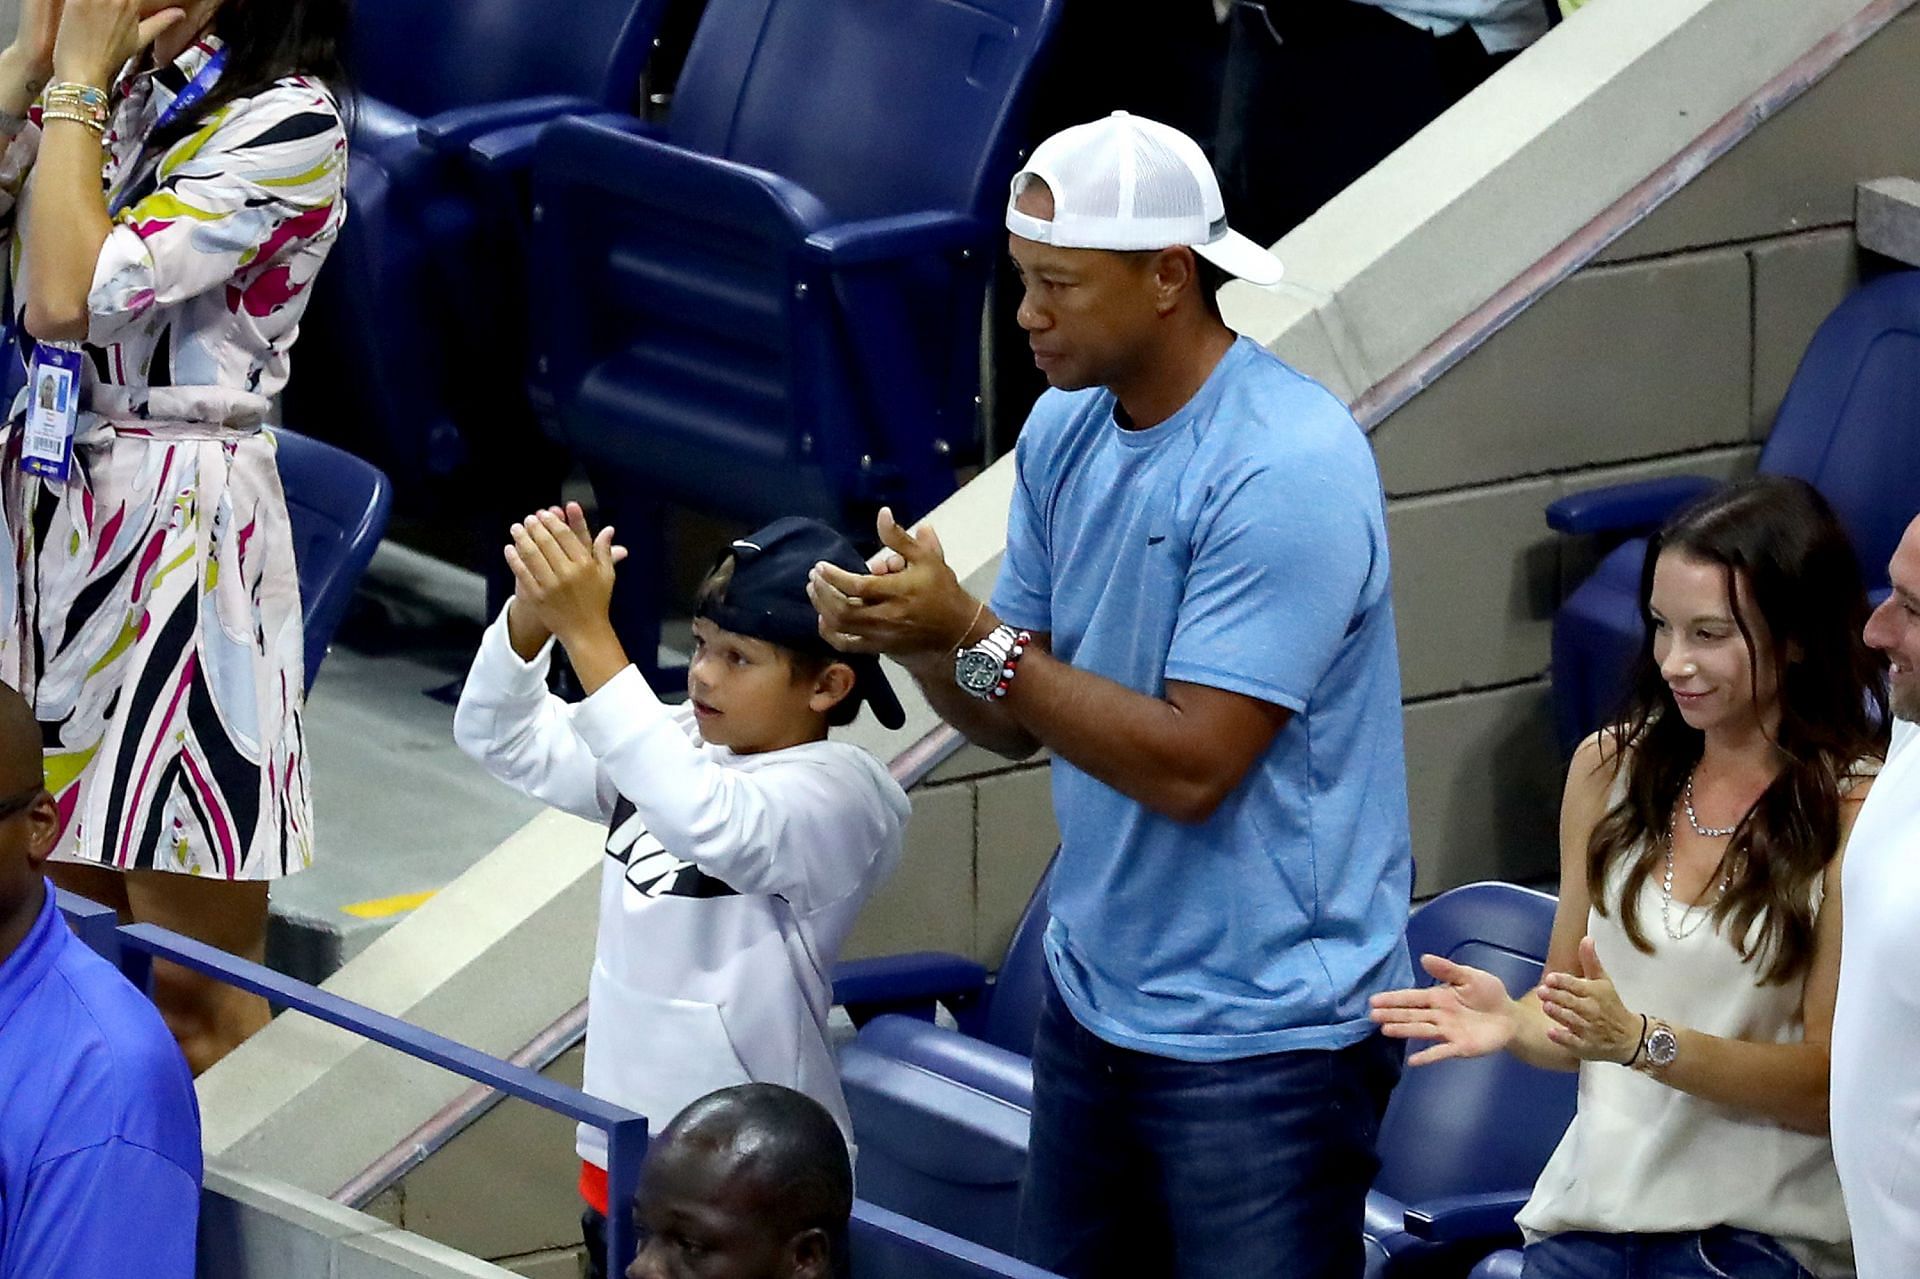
(582, 973, 756, 1137)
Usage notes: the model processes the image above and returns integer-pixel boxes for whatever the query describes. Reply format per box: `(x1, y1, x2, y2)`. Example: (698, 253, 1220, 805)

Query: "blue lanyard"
(107, 45, 229, 217)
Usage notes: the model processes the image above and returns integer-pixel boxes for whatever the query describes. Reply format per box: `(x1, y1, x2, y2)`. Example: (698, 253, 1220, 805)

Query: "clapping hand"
(503, 503, 627, 654)
(1537, 937, 1641, 1065)
(807, 506, 983, 657)
(1370, 954, 1521, 1066)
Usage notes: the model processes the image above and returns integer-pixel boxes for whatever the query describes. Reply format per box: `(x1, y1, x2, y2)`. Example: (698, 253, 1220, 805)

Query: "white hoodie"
(453, 607, 910, 1165)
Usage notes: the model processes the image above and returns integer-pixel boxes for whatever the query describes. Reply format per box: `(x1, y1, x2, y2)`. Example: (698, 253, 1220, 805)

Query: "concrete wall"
(357, 1049, 593, 1278)
(201, 1162, 522, 1279)
(1368, 6, 1918, 890)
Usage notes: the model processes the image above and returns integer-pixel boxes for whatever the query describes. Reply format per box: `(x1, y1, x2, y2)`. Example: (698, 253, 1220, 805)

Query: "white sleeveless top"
(1516, 789, 1860, 1277)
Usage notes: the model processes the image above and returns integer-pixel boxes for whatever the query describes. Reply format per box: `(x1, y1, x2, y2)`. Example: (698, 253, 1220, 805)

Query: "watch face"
(956, 648, 1001, 693)
(1647, 1025, 1679, 1067)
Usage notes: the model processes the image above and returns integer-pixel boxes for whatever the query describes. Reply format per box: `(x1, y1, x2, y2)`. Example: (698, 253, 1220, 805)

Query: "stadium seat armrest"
(852, 1015, 1036, 1109)
(1403, 1190, 1531, 1243)
(833, 952, 989, 1018)
(417, 96, 602, 154)
(802, 211, 992, 267)
(468, 113, 660, 176)
(1544, 476, 1721, 537)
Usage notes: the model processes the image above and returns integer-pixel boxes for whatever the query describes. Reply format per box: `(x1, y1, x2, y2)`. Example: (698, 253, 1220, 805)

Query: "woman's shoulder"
(1569, 729, 1632, 800)
(213, 76, 346, 138)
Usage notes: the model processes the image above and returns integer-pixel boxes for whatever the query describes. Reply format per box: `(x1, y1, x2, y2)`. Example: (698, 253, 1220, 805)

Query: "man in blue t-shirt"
(810, 112, 1412, 1278)
(0, 682, 202, 1279)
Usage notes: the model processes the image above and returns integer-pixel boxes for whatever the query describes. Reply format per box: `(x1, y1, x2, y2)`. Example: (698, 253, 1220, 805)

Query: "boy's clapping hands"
(504, 503, 632, 691)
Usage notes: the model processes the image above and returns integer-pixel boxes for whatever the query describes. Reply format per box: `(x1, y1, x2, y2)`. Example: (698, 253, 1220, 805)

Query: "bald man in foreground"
(623, 1083, 853, 1279)
(0, 681, 202, 1279)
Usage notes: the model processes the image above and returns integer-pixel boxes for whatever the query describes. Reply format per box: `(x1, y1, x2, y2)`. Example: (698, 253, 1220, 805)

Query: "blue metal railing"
(58, 892, 1057, 1279)
(113, 920, 650, 1274)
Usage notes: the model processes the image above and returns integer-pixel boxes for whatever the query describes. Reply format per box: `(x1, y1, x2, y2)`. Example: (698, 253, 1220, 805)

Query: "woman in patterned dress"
(0, 0, 348, 1071)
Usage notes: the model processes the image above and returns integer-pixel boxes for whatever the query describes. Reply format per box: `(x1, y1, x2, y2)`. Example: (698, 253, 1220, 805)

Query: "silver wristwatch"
(954, 624, 1029, 701)
(1636, 1019, 1680, 1074)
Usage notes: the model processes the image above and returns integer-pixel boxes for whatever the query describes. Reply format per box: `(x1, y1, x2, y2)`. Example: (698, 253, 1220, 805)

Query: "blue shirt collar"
(0, 888, 63, 1033)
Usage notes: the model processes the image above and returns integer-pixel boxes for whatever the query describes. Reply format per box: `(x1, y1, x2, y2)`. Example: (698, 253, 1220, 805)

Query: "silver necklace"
(1661, 840, 1733, 941)
(1665, 766, 1741, 940)
(1682, 769, 1743, 838)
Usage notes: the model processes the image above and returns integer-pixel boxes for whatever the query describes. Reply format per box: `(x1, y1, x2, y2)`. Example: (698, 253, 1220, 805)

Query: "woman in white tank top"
(1373, 477, 1887, 1279)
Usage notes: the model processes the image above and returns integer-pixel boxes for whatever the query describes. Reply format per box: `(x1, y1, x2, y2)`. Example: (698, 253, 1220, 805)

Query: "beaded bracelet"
(41, 108, 105, 135)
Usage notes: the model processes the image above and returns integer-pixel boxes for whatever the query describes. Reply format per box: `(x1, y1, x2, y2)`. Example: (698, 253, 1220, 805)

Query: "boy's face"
(625, 1140, 829, 1279)
(687, 619, 848, 755)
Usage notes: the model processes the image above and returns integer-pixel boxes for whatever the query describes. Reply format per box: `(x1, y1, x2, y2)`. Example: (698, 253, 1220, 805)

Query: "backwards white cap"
(1006, 111, 1284, 287)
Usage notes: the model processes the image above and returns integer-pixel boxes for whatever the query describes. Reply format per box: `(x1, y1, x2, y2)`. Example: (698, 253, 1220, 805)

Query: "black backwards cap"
(696, 516, 906, 731)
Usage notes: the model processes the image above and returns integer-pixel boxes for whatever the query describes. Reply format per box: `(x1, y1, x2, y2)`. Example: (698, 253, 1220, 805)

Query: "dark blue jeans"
(1017, 976, 1402, 1279)
(1521, 1229, 1815, 1279)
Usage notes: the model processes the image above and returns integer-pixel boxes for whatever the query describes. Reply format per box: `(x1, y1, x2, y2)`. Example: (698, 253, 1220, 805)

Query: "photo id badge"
(21, 343, 83, 482)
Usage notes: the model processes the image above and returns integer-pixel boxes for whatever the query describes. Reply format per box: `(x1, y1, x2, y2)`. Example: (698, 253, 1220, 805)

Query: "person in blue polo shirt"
(809, 112, 1412, 1278)
(0, 680, 201, 1279)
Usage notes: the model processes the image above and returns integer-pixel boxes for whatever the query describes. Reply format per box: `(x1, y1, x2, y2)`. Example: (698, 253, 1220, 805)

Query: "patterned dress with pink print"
(0, 36, 345, 879)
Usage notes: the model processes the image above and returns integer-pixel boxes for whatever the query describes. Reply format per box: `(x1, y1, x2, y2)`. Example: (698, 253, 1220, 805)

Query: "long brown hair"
(146, 0, 353, 155)
(1588, 477, 1886, 983)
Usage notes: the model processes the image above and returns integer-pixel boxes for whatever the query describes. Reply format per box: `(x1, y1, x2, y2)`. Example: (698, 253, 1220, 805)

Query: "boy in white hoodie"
(453, 505, 909, 1279)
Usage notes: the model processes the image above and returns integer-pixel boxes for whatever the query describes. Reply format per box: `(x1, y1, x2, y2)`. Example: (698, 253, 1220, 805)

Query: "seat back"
(349, 0, 661, 117)
(842, 1018, 1033, 1253)
(273, 429, 393, 689)
(1373, 883, 1578, 1206)
(978, 852, 1057, 1055)
(669, 0, 1053, 221)
(1759, 268, 1920, 593)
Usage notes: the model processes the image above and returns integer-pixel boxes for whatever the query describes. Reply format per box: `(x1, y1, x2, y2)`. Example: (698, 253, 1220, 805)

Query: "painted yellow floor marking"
(341, 889, 438, 919)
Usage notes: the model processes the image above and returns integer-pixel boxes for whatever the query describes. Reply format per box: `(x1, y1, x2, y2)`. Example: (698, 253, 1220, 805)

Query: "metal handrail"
(112, 922, 650, 1277)
(63, 903, 1054, 1277)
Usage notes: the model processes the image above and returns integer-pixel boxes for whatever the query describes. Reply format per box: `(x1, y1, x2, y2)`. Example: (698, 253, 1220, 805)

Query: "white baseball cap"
(1005, 111, 1284, 287)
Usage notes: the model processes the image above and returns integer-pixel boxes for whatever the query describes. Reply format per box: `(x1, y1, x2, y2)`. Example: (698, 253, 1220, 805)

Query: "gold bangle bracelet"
(40, 109, 105, 134)
(43, 81, 108, 108)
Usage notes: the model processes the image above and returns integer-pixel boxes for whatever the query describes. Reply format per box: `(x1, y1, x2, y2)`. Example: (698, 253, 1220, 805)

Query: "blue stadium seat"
(284, 0, 667, 489)
(841, 1018, 1033, 1252)
(846, 876, 1576, 1275)
(1546, 269, 1920, 753)
(836, 851, 1055, 1050)
(1366, 882, 1576, 1277)
(274, 428, 394, 688)
(837, 854, 1054, 1251)
(526, 0, 1064, 678)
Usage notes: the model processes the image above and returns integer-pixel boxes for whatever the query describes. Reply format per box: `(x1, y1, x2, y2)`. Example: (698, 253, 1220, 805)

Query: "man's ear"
(22, 791, 58, 870)
(787, 1226, 832, 1279)
(809, 662, 857, 718)
(1151, 246, 1198, 317)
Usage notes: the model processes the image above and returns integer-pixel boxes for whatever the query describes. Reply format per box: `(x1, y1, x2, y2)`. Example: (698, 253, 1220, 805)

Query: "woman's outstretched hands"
(1537, 936, 1641, 1065)
(1369, 954, 1521, 1066)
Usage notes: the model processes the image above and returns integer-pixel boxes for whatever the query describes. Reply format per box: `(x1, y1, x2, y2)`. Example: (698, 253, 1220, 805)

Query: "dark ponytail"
(147, 0, 354, 153)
